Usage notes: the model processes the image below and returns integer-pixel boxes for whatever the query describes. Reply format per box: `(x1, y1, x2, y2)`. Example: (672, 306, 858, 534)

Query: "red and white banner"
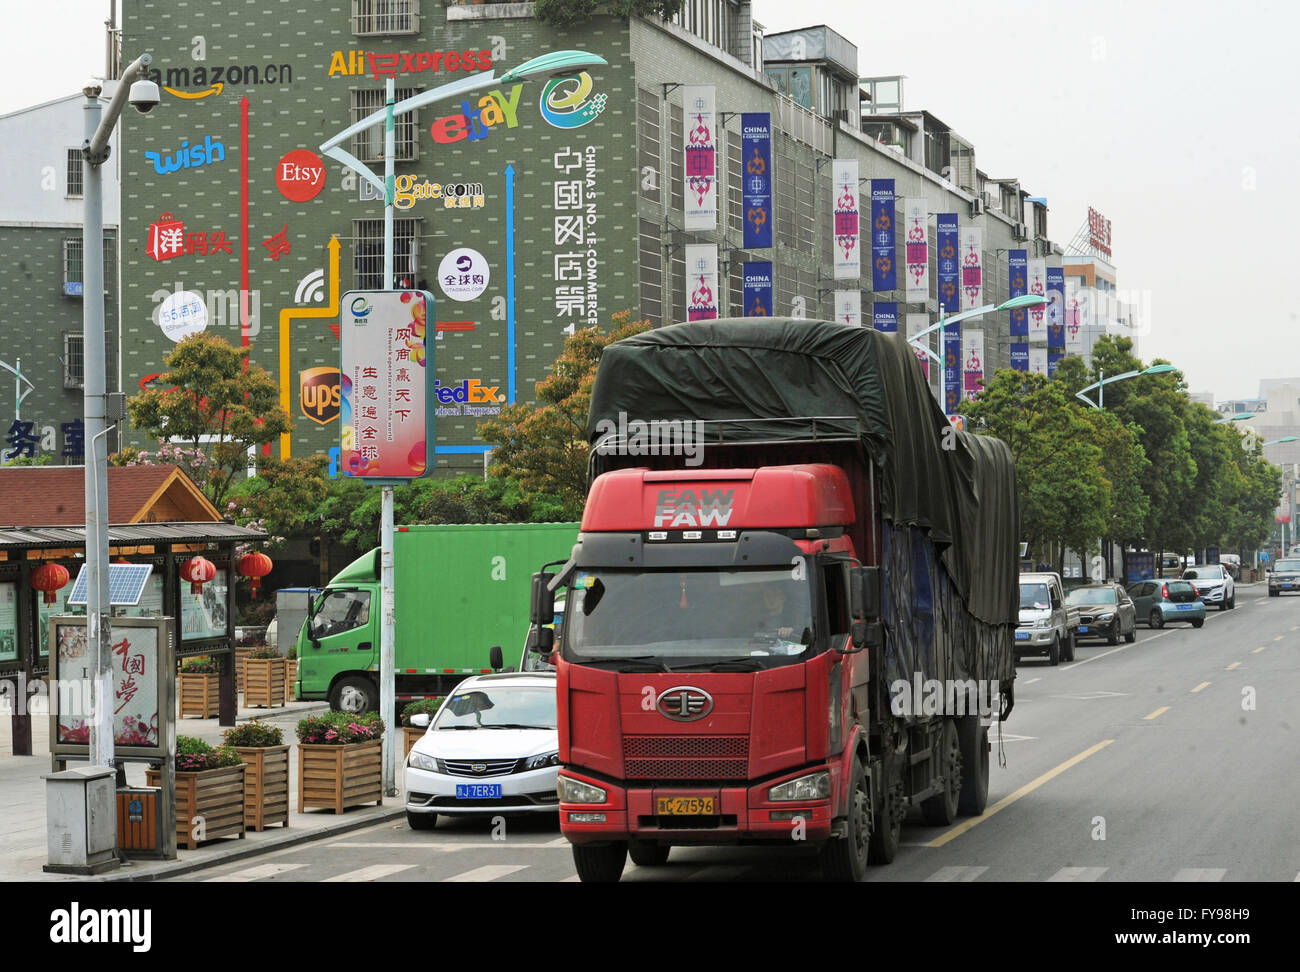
(962, 328, 984, 400)
(960, 227, 982, 309)
(832, 159, 860, 280)
(906, 312, 931, 379)
(904, 197, 929, 303)
(685, 244, 719, 321)
(1065, 278, 1089, 350)
(683, 85, 717, 231)
(1027, 258, 1048, 342)
(835, 290, 862, 327)
(1029, 346, 1048, 375)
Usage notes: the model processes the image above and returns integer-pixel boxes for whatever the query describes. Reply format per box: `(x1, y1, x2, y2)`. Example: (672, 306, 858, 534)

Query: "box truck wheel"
(820, 757, 870, 881)
(628, 840, 671, 867)
(920, 719, 962, 826)
(330, 675, 378, 714)
(867, 757, 903, 865)
(956, 715, 989, 815)
(572, 842, 627, 882)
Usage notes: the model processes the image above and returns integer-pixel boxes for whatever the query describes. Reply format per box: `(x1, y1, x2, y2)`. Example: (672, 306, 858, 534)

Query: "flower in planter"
(180, 657, 219, 674)
(248, 649, 282, 660)
(222, 719, 284, 748)
(297, 711, 385, 745)
(174, 735, 243, 772)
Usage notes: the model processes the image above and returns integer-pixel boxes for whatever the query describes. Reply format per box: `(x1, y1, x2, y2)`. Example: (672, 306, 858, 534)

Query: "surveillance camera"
(129, 79, 161, 114)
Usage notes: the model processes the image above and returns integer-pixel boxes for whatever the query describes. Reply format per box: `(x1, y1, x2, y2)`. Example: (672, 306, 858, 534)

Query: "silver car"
(1065, 583, 1137, 645)
(1268, 558, 1300, 596)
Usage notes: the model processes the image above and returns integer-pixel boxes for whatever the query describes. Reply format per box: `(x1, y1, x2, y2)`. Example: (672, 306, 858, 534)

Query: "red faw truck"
(530, 319, 1019, 882)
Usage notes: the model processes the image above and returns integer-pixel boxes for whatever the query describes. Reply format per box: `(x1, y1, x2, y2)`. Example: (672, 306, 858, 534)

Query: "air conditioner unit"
(970, 197, 985, 217)
(983, 189, 1000, 211)
(1014, 222, 1029, 240)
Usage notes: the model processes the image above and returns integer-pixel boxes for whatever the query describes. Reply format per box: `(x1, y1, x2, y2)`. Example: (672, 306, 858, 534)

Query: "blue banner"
(937, 214, 959, 313)
(871, 179, 896, 292)
(872, 301, 898, 333)
(741, 113, 773, 249)
(1127, 551, 1155, 584)
(1011, 342, 1029, 372)
(1046, 266, 1066, 349)
(742, 261, 774, 317)
(1008, 249, 1028, 337)
(943, 321, 962, 414)
(1048, 351, 1065, 376)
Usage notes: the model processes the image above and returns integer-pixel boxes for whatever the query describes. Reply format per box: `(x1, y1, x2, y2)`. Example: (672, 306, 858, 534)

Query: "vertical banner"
(1046, 266, 1066, 350)
(742, 260, 774, 317)
(1008, 249, 1028, 337)
(937, 214, 959, 313)
(833, 160, 860, 280)
(872, 301, 898, 332)
(1066, 277, 1088, 351)
(685, 244, 719, 321)
(871, 178, 896, 291)
(835, 290, 862, 327)
(962, 328, 985, 400)
(1027, 258, 1048, 341)
(960, 227, 982, 309)
(1011, 342, 1030, 372)
(1048, 352, 1065, 376)
(741, 113, 773, 249)
(1029, 346, 1048, 375)
(906, 312, 931, 379)
(904, 197, 929, 303)
(339, 289, 433, 480)
(683, 85, 717, 231)
(943, 321, 962, 415)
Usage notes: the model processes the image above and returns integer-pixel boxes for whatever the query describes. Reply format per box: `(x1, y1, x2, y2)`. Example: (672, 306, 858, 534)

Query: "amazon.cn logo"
(656, 686, 714, 722)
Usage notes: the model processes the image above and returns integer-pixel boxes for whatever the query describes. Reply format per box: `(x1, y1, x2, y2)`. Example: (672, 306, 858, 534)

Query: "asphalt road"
(183, 584, 1300, 883)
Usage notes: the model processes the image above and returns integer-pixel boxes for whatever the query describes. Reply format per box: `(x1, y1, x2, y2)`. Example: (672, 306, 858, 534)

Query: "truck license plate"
(1015, 631, 1030, 641)
(656, 796, 715, 815)
(456, 784, 501, 799)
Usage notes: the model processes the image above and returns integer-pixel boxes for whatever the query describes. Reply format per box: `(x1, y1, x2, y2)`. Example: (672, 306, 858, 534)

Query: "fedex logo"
(654, 489, 734, 528)
(435, 378, 502, 404)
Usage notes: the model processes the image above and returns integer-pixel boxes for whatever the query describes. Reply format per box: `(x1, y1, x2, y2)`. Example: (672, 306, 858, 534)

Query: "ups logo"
(300, 367, 341, 425)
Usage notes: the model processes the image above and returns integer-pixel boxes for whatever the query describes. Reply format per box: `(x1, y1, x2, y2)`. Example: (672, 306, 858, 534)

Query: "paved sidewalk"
(0, 697, 407, 882)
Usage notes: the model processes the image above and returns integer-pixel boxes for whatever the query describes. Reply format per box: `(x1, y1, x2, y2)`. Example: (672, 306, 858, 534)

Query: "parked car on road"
(1127, 579, 1206, 628)
(1066, 583, 1137, 645)
(1181, 564, 1235, 611)
(404, 672, 560, 831)
(1267, 558, 1300, 596)
(1017, 572, 1079, 664)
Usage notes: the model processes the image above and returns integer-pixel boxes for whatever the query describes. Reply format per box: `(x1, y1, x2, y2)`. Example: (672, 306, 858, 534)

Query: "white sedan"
(404, 673, 560, 830)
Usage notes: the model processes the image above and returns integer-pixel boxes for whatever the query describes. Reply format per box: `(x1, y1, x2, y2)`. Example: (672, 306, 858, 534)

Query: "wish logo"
(539, 72, 607, 130)
(144, 135, 226, 175)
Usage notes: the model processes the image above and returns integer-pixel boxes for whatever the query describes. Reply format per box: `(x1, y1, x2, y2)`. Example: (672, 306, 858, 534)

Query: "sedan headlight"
(407, 751, 439, 772)
(557, 775, 606, 804)
(1096, 613, 1115, 623)
(524, 751, 559, 771)
(768, 771, 831, 802)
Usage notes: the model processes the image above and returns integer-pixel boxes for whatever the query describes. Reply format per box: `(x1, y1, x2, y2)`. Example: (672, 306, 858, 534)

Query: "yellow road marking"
(1226, 662, 1242, 670)
(1274, 635, 1285, 642)
(927, 739, 1114, 847)
(1252, 646, 1268, 654)
(1144, 706, 1170, 720)
(1191, 681, 1211, 694)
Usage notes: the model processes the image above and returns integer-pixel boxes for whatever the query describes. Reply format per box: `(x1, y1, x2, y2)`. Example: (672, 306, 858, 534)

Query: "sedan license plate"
(656, 796, 715, 816)
(1078, 625, 1089, 633)
(1176, 604, 1193, 611)
(1015, 631, 1031, 641)
(456, 784, 502, 800)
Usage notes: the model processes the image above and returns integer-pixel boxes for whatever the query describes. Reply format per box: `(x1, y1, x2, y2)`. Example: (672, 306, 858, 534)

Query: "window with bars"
(668, 102, 684, 217)
(638, 218, 663, 328)
(350, 88, 419, 163)
(351, 0, 418, 35)
(727, 131, 742, 236)
(62, 237, 115, 296)
(352, 218, 421, 290)
(64, 333, 84, 389)
(637, 87, 662, 205)
(66, 149, 84, 198)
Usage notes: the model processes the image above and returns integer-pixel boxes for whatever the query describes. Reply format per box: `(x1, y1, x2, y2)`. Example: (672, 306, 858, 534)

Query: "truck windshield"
(309, 590, 371, 638)
(562, 567, 816, 671)
(1019, 583, 1050, 610)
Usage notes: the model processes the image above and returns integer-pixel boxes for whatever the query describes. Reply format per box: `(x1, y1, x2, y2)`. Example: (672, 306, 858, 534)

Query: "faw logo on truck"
(653, 489, 734, 528)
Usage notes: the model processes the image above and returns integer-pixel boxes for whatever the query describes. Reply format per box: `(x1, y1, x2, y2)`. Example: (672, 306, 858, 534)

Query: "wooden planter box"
(298, 739, 383, 814)
(284, 658, 298, 704)
(178, 672, 219, 719)
(403, 725, 426, 760)
(244, 657, 286, 708)
(235, 646, 254, 693)
(146, 763, 246, 850)
(234, 744, 290, 831)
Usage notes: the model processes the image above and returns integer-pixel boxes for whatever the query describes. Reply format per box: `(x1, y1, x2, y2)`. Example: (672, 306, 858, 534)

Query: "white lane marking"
(1172, 868, 1226, 882)
(1064, 629, 1175, 669)
(322, 864, 416, 882)
(442, 864, 528, 882)
(924, 865, 988, 882)
(1047, 866, 1107, 882)
(206, 862, 308, 882)
(1023, 677, 1042, 684)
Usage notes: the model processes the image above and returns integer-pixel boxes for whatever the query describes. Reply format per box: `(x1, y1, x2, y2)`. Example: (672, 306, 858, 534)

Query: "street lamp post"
(1074, 363, 1176, 410)
(319, 51, 607, 796)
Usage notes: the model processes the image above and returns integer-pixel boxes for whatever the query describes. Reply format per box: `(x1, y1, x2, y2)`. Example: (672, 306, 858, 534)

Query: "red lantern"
(31, 563, 70, 606)
(180, 555, 216, 594)
(237, 551, 273, 598)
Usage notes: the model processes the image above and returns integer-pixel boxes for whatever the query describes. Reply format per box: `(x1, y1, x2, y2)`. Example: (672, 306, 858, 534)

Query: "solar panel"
(66, 563, 154, 606)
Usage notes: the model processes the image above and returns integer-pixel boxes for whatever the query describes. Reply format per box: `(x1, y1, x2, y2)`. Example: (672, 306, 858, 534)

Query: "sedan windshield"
(1066, 587, 1117, 606)
(434, 687, 556, 730)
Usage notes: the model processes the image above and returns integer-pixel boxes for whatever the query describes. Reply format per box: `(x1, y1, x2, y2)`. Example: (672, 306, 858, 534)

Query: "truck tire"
(406, 811, 437, 831)
(956, 715, 989, 815)
(1048, 635, 1060, 666)
(330, 675, 378, 714)
(572, 842, 628, 883)
(820, 757, 870, 881)
(920, 719, 961, 826)
(627, 840, 671, 867)
(867, 757, 903, 865)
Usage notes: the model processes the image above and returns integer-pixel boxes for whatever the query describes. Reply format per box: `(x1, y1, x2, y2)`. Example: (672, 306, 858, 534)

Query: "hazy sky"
(2, 0, 1294, 400)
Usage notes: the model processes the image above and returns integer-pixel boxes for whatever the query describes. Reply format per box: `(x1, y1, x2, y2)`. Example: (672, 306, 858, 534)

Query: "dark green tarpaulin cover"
(586, 318, 1019, 629)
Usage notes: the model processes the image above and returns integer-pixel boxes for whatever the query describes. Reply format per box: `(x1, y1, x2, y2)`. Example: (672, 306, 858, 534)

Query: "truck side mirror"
(530, 572, 555, 627)
(489, 645, 504, 671)
(851, 566, 882, 620)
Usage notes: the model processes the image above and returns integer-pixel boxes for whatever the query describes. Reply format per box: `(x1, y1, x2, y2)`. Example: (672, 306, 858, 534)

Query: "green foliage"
(535, 0, 681, 29)
(222, 720, 284, 748)
(248, 648, 281, 659)
(296, 711, 385, 744)
(400, 697, 444, 727)
(175, 735, 242, 772)
(226, 454, 330, 543)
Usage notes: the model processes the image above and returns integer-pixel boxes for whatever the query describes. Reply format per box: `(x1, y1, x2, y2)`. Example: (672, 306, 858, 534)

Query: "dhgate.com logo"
(350, 297, 372, 318)
(539, 72, 607, 130)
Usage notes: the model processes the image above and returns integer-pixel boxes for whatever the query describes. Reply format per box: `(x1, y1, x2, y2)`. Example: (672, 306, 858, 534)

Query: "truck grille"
(437, 758, 519, 778)
(623, 735, 749, 780)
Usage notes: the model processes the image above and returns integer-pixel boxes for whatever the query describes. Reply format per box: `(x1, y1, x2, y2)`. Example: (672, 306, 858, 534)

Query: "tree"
(226, 455, 330, 543)
(125, 333, 291, 507)
(478, 311, 651, 518)
(534, 0, 683, 30)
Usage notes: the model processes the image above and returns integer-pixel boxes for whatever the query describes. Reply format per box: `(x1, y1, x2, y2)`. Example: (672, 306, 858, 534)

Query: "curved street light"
(908, 292, 1049, 364)
(1075, 363, 1176, 410)
(1215, 411, 1257, 425)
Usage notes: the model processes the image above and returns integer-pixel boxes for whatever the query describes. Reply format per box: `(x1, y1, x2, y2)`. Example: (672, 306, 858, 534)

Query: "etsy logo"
(275, 149, 326, 202)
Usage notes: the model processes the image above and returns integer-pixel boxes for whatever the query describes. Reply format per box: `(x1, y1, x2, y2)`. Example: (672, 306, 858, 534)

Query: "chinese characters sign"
(146, 211, 233, 262)
(1088, 206, 1112, 258)
(339, 290, 432, 480)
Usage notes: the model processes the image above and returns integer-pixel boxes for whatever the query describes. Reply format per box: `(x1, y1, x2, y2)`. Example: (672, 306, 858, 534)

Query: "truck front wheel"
(1048, 636, 1061, 666)
(956, 715, 989, 815)
(330, 675, 378, 714)
(572, 842, 628, 882)
(867, 756, 903, 865)
(820, 757, 870, 881)
(628, 840, 671, 867)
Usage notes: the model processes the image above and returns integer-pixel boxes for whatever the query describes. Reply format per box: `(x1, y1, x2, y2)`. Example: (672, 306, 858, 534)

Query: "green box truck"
(294, 523, 579, 712)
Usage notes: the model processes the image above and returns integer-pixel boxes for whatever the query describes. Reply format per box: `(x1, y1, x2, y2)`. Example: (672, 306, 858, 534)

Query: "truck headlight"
(768, 771, 830, 802)
(557, 775, 606, 804)
(1034, 618, 1052, 629)
(525, 751, 559, 771)
(407, 752, 439, 772)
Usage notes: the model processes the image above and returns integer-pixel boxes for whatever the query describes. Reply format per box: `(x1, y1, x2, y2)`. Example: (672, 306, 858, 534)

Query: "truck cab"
(1016, 572, 1077, 664)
